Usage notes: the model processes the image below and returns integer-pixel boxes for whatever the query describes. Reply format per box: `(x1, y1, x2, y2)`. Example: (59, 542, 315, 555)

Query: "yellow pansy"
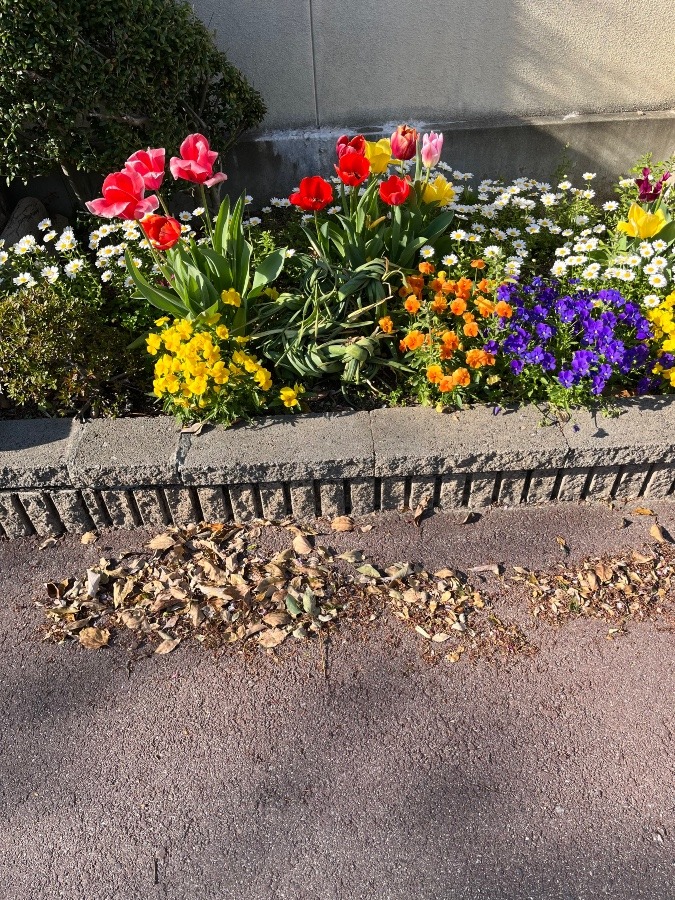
(146, 333, 162, 355)
(364, 139, 392, 175)
(221, 288, 242, 307)
(423, 174, 456, 206)
(279, 384, 305, 408)
(263, 287, 280, 300)
(216, 324, 229, 340)
(174, 319, 193, 340)
(255, 367, 273, 391)
(617, 203, 667, 239)
(154, 316, 170, 327)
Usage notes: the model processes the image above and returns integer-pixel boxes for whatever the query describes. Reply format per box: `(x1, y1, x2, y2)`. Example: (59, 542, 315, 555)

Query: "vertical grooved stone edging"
(164, 487, 200, 526)
(228, 484, 258, 522)
(380, 477, 406, 511)
(0, 492, 34, 538)
(349, 478, 375, 515)
(439, 474, 466, 509)
(469, 473, 499, 508)
(526, 469, 558, 503)
(197, 487, 231, 523)
(18, 491, 64, 536)
(259, 482, 288, 521)
(585, 466, 622, 501)
(133, 488, 170, 527)
(557, 468, 592, 502)
(498, 471, 528, 506)
(81, 489, 111, 529)
(409, 477, 435, 512)
(318, 481, 345, 518)
(100, 490, 138, 528)
(643, 465, 675, 499)
(50, 490, 94, 534)
(289, 481, 315, 520)
(612, 465, 651, 501)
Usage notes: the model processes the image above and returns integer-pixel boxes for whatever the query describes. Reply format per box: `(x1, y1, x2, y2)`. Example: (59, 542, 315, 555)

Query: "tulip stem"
(199, 185, 215, 241)
(158, 193, 172, 217)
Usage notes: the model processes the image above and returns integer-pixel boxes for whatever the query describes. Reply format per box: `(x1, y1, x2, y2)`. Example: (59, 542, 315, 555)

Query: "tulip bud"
(390, 125, 418, 161)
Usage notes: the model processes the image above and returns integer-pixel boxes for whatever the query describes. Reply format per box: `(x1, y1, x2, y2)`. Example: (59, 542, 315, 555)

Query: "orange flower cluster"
(379, 260, 514, 400)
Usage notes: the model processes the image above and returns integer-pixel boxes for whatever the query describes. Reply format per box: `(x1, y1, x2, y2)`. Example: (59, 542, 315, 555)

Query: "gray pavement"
(1, 503, 675, 899)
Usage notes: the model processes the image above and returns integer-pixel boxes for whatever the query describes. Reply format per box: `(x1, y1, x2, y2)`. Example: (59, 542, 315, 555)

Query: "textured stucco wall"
(196, 0, 675, 130)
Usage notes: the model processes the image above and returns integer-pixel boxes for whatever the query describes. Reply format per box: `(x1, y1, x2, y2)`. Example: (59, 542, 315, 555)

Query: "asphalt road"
(1, 502, 674, 899)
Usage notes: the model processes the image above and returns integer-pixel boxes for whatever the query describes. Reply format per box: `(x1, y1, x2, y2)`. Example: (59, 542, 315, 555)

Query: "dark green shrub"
(0, 0, 265, 202)
(0, 283, 145, 415)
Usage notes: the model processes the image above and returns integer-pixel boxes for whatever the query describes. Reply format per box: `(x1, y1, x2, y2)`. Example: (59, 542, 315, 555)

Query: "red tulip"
(390, 125, 418, 161)
(379, 174, 411, 206)
(335, 151, 370, 187)
(141, 214, 182, 251)
(125, 147, 166, 190)
(289, 176, 334, 212)
(169, 133, 227, 187)
(85, 169, 159, 220)
(336, 134, 366, 159)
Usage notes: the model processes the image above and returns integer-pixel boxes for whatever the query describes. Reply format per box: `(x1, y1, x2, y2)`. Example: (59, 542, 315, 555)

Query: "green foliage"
(0, 0, 265, 188)
(127, 194, 286, 331)
(0, 282, 142, 415)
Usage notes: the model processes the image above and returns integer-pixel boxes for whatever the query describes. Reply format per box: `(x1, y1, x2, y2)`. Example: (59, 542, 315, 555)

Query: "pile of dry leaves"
(38, 519, 506, 662)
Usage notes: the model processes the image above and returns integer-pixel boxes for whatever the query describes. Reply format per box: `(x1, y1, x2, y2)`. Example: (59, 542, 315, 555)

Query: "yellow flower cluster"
(146, 315, 272, 412)
(279, 383, 305, 408)
(645, 292, 675, 386)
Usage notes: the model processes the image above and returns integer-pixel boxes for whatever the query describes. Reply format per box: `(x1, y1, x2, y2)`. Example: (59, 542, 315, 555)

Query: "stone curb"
(1, 399, 674, 538)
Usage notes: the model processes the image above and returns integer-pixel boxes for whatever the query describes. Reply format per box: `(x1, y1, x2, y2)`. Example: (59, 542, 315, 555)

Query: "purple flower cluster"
(490, 278, 656, 396)
(635, 167, 671, 202)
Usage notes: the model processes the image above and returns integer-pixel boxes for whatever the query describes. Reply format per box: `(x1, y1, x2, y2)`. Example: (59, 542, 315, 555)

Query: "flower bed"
(0, 126, 674, 423)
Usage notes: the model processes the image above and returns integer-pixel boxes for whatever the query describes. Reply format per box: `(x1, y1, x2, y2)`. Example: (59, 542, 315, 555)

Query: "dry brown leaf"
(155, 637, 181, 655)
(258, 628, 289, 649)
(469, 564, 501, 577)
(147, 533, 175, 551)
(650, 523, 671, 544)
(181, 422, 204, 435)
(331, 516, 355, 532)
(360, 524, 374, 533)
(556, 536, 570, 553)
(415, 625, 431, 639)
(431, 632, 450, 643)
(263, 610, 292, 627)
(78, 627, 110, 650)
(292, 534, 313, 555)
(632, 551, 655, 563)
(633, 507, 655, 516)
(80, 532, 97, 545)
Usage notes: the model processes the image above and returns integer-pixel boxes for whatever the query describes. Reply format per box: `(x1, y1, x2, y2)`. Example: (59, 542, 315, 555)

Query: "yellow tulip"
(221, 288, 242, 307)
(617, 203, 667, 239)
(364, 139, 392, 175)
(423, 174, 456, 207)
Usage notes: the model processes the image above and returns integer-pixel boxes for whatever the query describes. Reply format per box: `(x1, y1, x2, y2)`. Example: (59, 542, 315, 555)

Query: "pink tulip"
(125, 147, 166, 190)
(169, 133, 227, 187)
(421, 132, 443, 168)
(85, 169, 159, 220)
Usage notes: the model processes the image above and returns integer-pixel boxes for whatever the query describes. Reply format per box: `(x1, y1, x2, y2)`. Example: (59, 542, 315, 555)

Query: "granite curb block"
(1, 399, 675, 538)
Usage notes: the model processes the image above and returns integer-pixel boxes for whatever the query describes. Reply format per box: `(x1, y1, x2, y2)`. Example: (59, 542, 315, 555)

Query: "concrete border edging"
(1, 399, 675, 539)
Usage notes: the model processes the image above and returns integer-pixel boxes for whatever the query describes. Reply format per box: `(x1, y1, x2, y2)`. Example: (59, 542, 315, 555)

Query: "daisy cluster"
(0, 219, 95, 292)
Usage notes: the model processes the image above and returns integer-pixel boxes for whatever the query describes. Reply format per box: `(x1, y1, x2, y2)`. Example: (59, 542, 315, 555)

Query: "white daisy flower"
(582, 172, 596, 180)
(450, 229, 467, 240)
(179, 211, 192, 222)
(618, 178, 633, 188)
(626, 255, 641, 267)
(504, 260, 521, 276)
(548, 225, 562, 235)
(420, 245, 435, 259)
(43, 230, 57, 243)
(471, 223, 487, 233)
(540, 192, 559, 207)
(245, 217, 262, 227)
(64, 259, 84, 278)
(551, 261, 567, 276)
(180, 224, 192, 234)
(512, 239, 527, 251)
(192, 207, 205, 216)
(37, 218, 52, 231)
(617, 269, 635, 282)
(0, 251, 7, 265)
(301, 214, 313, 225)
(639, 243, 654, 258)
(649, 273, 668, 288)
(101, 270, 112, 283)
(643, 263, 658, 276)
(284, 249, 296, 258)
(245, 194, 253, 205)
(13, 272, 36, 287)
(482, 245, 502, 259)
(441, 253, 458, 266)
(558, 181, 572, 191)
(575, 215, 590, 226)
(505, 227, 521, 237)
(327, 205, 341, 215)
(261, 206, 272, 214)
(643, 294, 660, 308)
(652, 257, 668, 270)
(41, 265, 59, 283)
(555, 246, 571, 257)
(566, 255, 587, 266)
(602, 201, 619, 212)
(582, 265, 601, 279)
(525, 224, 541, 234)
(124, 276, 134, 288)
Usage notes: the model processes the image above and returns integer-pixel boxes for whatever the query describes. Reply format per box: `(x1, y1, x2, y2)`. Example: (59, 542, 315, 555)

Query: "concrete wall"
(197, 0, 675, 130)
